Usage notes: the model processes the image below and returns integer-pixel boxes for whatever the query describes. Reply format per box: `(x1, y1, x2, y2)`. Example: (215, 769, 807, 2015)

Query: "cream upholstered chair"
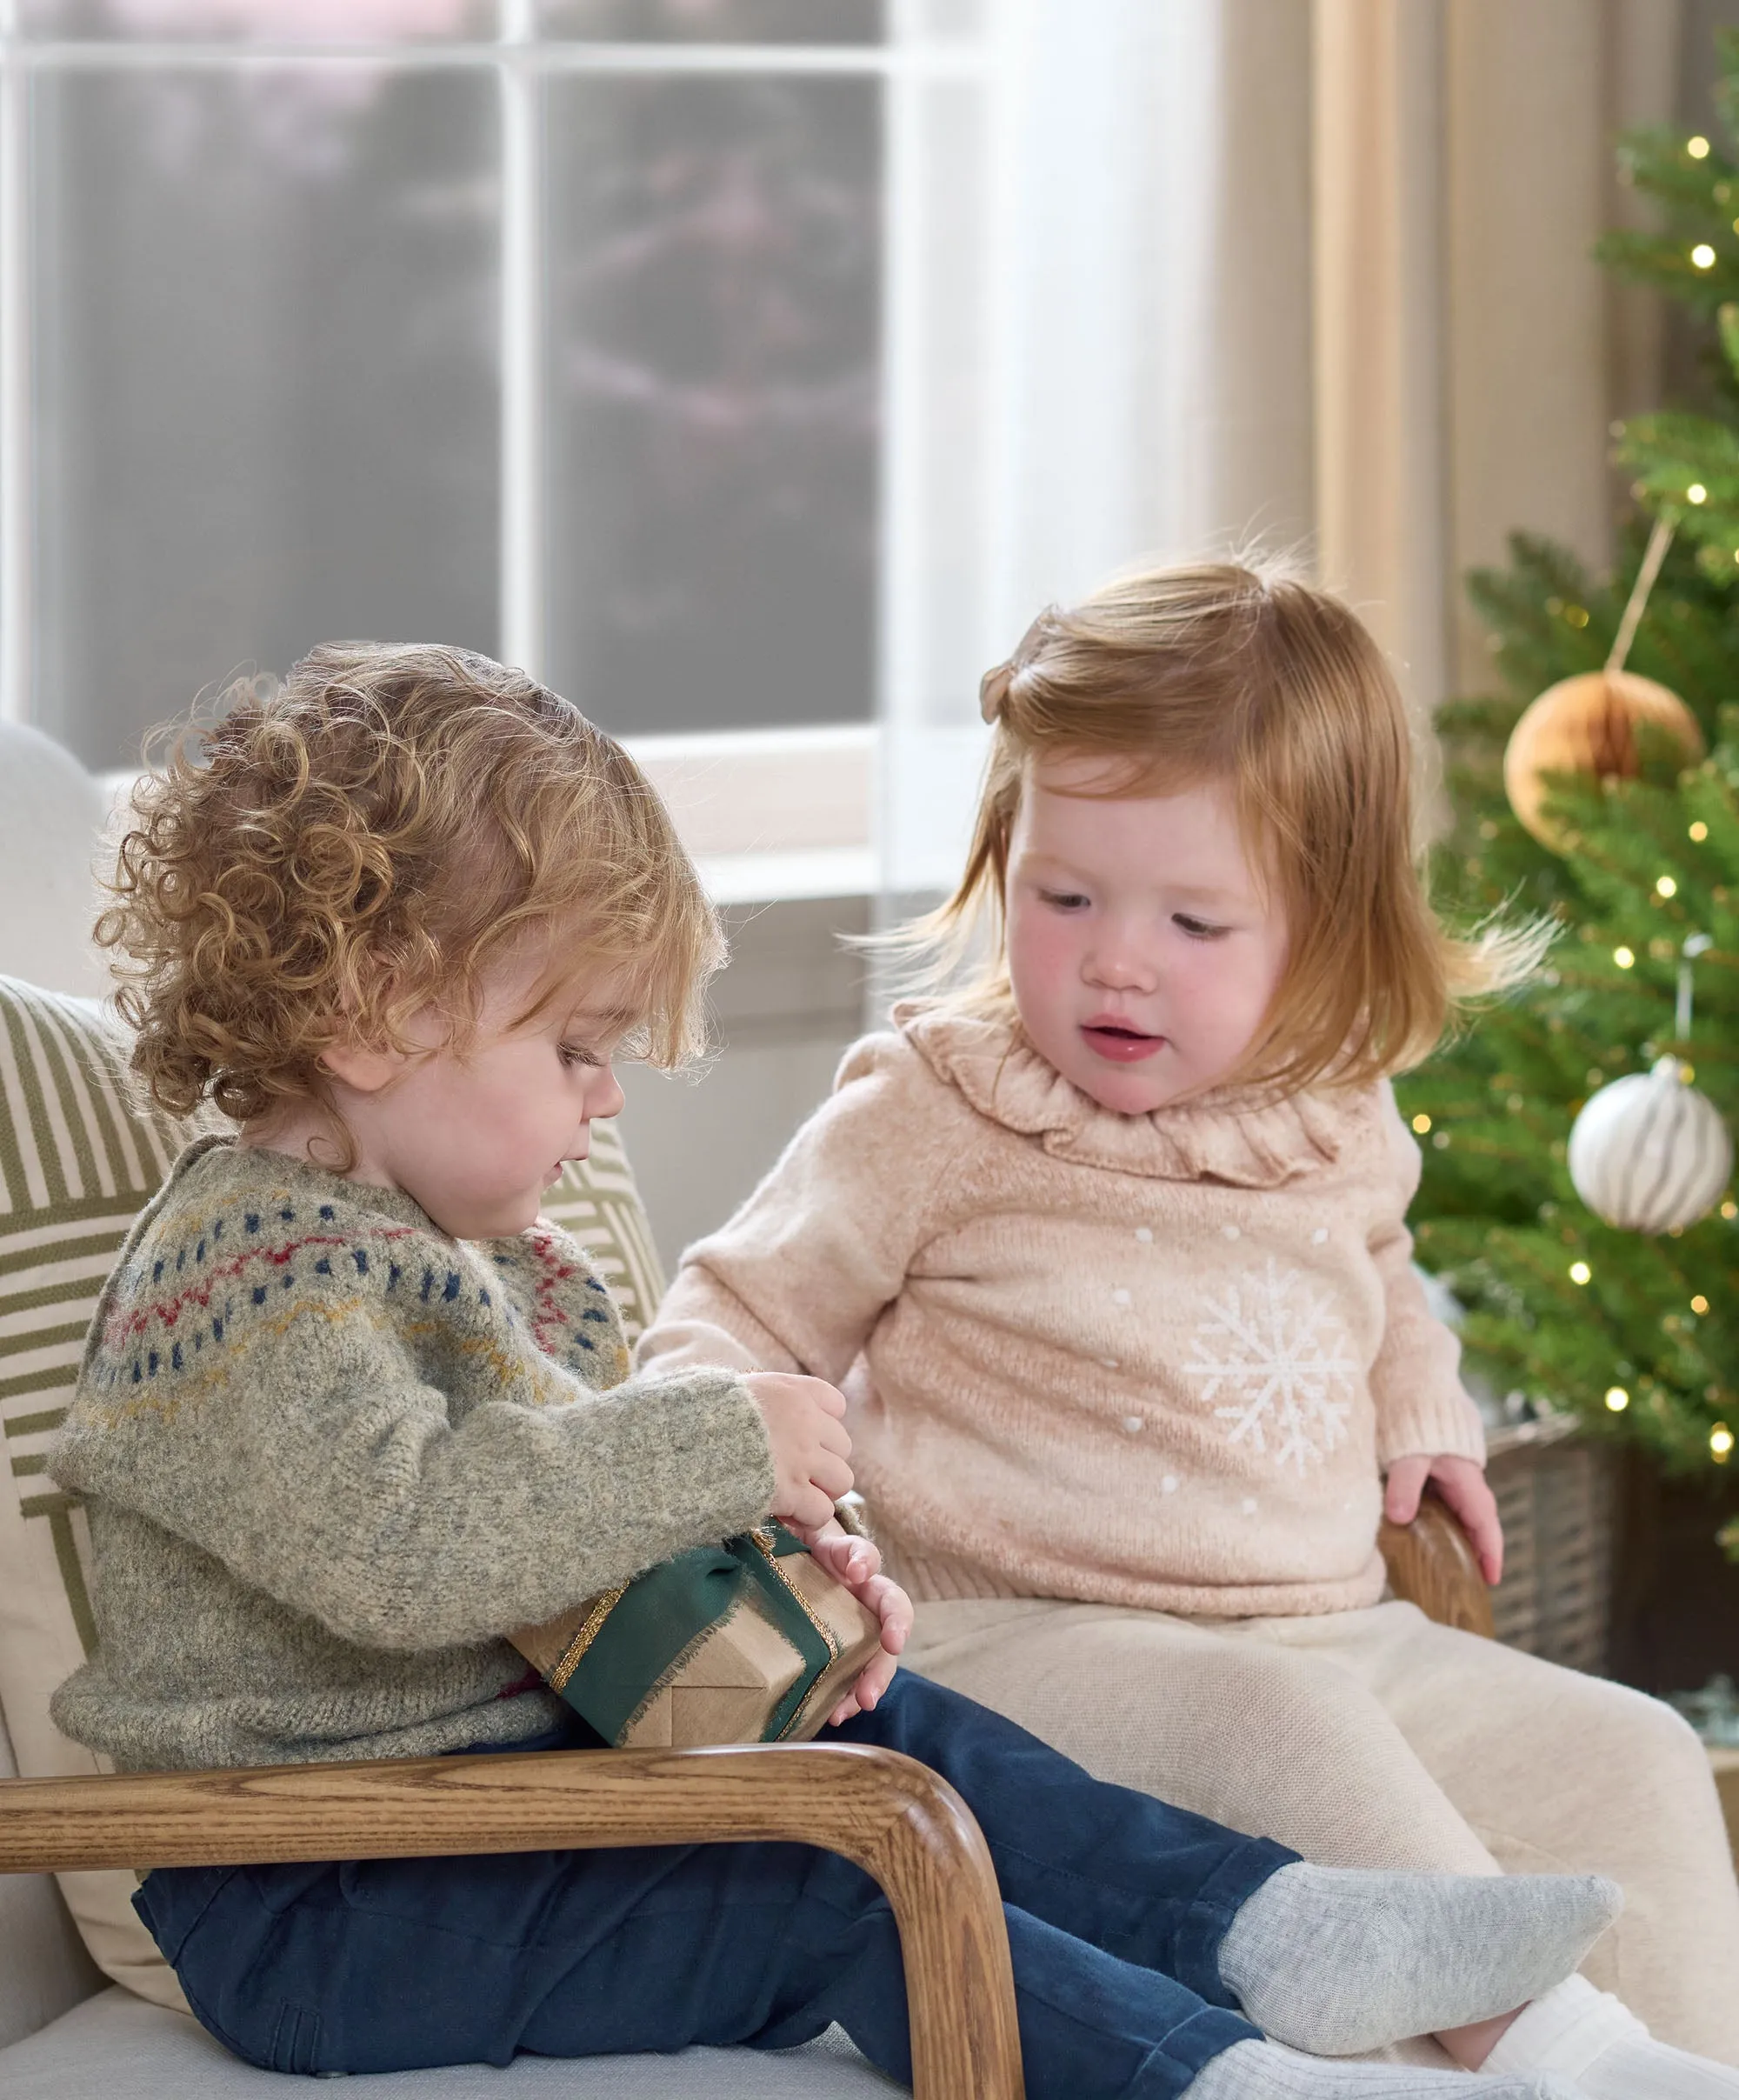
(0, 720, 1482, 2099)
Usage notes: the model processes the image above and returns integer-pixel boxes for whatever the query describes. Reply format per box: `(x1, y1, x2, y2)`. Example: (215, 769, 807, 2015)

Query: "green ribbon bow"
(549, 1523, 840, 1746)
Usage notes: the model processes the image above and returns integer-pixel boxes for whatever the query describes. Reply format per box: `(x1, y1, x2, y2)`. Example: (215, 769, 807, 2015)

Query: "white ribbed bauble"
(1568, 1056, 1732, 1234)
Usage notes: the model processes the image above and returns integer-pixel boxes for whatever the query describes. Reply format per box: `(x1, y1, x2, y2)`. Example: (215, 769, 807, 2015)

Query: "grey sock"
(1217, 1862, 1623, 2056)
(1185, 2039, 1581, 2100)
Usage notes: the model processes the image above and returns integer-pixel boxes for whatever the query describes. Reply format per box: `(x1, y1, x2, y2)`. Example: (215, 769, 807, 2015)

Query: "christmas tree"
(1394, 39, 1739, 1544)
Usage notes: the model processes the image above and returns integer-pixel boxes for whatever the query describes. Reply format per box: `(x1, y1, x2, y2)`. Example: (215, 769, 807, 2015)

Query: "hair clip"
(977, 610, 1056, 724)
(978, 661, 1014, 723)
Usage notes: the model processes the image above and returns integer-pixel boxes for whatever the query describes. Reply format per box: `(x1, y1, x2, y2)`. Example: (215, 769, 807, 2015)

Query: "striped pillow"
(0, 974, 668, 2009)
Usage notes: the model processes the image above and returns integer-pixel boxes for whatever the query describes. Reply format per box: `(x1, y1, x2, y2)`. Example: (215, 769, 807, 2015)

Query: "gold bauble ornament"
(1502, 668, 1705, 847)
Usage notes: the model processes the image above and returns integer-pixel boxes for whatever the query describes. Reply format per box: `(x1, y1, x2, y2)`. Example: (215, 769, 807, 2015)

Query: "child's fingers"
(1437, 1467, 1504, 1584)
(1383, 1455, 1429, 1523)
(811, 1452, 854, 1502)
(827, 1654, 898, 1726)
(1401, 1454, 1505, 1585)
(791, 1516, 846, 1553)
(853, 1650, 899, 1710)
(808, 1531, 882, 1586)
(778, 1479, 837, 1531)
(858, 1573, 912, 1653)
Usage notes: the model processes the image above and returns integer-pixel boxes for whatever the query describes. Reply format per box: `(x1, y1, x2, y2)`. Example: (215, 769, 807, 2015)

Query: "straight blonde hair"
(895, 557, 1544, 1096)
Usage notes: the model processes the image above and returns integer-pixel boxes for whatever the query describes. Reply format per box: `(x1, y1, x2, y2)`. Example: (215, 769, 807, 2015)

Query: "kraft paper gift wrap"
(509, 1524, 883, 1749)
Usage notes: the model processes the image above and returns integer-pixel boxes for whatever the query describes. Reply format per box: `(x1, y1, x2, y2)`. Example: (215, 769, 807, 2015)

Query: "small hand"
(1383, 1451, 1504, 1585)
(791, 1517, 913, 1726)
(745, 1372, 853, 1532)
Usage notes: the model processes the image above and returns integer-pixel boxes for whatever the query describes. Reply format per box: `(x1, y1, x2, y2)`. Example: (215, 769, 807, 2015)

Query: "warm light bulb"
(1689, 483, 1709, 503)
(1605, 1386, 1630, 1412)
(1693, 1295, 1710, 1315)
(1614, 946, 1636, 969)
(1656, 875, 1678, 897)
(1694, 243, 1718, 268)
(1569, 1261, 1592, 1285)
(1690, 134, 1712, 157)
(1691, 821, 1709, 841)
(1411, 1113, 1431, 1134)
(1714, 1424, 1735, 1459)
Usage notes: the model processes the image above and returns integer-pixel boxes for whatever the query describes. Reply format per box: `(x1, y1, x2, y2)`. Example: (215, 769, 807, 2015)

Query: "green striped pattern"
(543, 1121, 667, 1342)
(0, 979, 220, 1662)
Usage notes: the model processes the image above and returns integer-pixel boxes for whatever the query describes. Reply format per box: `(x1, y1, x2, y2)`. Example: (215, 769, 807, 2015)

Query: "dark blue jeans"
(136, 1672, 1289, 2097)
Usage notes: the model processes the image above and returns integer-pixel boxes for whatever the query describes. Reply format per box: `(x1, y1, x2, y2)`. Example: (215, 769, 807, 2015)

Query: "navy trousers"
(136, 1672, 1289, 2097)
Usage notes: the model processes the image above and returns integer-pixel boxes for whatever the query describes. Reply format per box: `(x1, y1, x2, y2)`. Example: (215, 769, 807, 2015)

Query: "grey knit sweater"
(49, 1137, 775, 1771)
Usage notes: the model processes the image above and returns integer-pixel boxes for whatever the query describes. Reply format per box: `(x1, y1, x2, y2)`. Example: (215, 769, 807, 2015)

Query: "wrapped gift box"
(510, 1524, 883, 1749)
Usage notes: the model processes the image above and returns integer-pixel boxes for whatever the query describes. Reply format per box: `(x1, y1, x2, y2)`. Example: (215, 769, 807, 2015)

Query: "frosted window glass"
(30, 66, 499, 769)
(543, 73, 879, 735)
(537, 1, 882, 43)
(18, 1, 496, 41)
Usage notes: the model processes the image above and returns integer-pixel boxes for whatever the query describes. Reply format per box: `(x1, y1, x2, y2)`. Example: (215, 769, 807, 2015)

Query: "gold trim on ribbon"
(749, 1528, 841, 1662)
(547, 1582, 630, 1692)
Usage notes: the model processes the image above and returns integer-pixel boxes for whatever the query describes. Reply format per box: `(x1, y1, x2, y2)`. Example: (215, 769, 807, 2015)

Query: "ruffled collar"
(895, 1003, 1354, 1187)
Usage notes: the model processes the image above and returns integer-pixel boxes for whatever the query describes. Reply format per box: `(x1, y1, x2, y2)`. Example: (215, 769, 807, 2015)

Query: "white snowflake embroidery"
(1183, 1257, 1357, 1473)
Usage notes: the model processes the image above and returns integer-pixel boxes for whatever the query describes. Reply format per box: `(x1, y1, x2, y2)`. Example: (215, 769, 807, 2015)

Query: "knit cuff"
(1376, 1389, 1488, 1471)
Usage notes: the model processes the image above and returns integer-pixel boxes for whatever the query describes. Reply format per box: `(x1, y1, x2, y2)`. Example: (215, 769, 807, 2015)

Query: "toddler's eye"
(1039, 889, 1090, 911)
(558, 1043, 602, 1069)
(1173, 915, 1229, 940)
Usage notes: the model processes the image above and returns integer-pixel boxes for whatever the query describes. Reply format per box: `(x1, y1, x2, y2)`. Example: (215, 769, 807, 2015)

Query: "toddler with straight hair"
(640, 559, 1739, 2095)
(49, 641, 1627, 2096)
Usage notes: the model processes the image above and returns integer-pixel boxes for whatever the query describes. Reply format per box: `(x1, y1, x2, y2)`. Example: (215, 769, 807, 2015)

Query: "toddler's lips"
(1081, 1023, 1167, 1063)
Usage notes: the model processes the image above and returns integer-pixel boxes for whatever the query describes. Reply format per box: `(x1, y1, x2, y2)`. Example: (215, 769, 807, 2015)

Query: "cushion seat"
(0, 1987, 898, 2098)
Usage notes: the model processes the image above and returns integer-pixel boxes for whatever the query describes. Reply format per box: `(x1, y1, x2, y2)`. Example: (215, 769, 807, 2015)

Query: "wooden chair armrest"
(0, 1741, 1023, 2100)
(1379, 1489, 1495, 1638)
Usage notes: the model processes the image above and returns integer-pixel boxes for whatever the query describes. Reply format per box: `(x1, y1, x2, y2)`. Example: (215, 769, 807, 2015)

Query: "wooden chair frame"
(0, 1494, 1491, 2100)
(1378, 1490, 1495, 1639)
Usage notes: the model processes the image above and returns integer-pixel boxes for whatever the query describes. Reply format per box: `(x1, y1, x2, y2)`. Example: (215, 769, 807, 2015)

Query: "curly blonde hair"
(101, 643, 722, 1137)
(896, 555, 1546, 1094)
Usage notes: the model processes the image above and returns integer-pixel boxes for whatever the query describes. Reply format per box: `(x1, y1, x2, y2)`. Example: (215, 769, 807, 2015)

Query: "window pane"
(536, 0, 882, 42)
(544, 73, 880, 735)
(30, 67, 499, 770)
(18, 1, 496, 41)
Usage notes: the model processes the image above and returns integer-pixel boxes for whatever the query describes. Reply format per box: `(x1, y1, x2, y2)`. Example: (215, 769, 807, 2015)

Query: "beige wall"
(616, 897, 871, 1277)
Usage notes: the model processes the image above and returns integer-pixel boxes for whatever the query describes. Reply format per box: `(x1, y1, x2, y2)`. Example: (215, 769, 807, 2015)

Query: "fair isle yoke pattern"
(0, 973, 694, 1996)
(81, 1157, 630, 1425)
(46, 1136, 775, 1773)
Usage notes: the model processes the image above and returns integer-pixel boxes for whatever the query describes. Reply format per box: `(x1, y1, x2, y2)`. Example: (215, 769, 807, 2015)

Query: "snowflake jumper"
(638, 1005, 1485, 1619)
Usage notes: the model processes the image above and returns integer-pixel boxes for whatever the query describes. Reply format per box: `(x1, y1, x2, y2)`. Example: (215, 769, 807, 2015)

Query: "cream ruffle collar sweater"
(639, 1005, 1485, 1618)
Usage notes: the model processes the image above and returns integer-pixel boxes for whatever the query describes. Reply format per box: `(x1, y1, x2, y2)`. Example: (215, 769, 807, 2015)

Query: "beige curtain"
(876, 0, 1687, 904)
(1313, 0, 1683, 718)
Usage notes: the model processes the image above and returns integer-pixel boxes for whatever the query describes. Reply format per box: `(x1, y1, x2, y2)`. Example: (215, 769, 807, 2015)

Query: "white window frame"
(0, 3, 994, 902)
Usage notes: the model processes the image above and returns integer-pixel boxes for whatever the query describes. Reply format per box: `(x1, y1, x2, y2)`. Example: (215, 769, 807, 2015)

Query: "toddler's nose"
(1085, 945, 1158, 993)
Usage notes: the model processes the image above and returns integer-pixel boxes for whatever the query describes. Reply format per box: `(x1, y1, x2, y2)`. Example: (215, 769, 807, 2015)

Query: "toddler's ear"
(320, 1040, 409, 1095)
